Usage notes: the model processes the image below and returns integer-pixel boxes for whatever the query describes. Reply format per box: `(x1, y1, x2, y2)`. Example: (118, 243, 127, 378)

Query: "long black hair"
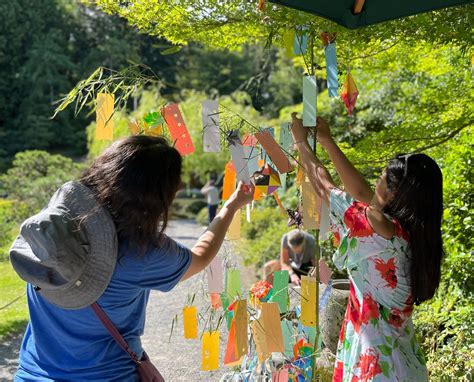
(382, 153, 444, 305)
(80, 136, 182, 252)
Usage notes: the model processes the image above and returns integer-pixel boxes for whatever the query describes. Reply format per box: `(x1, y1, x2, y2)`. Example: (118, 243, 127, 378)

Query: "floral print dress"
(329, 189, 428, 382)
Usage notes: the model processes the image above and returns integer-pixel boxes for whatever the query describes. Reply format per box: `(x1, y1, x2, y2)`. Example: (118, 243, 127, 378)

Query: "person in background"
(201, 179, 220, 224)
(263, 229, 316, 286)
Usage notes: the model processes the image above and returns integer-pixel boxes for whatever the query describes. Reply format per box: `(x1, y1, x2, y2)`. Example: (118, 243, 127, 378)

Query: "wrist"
(320, 137, 335, 149)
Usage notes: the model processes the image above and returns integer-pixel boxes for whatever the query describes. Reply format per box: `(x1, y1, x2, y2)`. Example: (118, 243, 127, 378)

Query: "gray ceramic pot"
(320, 279, 350, 355)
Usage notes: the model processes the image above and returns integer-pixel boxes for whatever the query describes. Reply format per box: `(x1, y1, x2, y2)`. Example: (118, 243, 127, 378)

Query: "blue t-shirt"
(15, 235, 192, 381)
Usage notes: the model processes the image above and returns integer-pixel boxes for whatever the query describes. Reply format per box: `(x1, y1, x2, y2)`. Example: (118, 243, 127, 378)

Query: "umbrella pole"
(309, 31, 321, 382)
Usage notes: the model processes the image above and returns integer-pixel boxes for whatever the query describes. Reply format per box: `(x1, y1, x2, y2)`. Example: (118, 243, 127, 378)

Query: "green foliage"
(0, 151, 83, 215)
(0, 200, 28, 261)
(195, 207, 209, 226)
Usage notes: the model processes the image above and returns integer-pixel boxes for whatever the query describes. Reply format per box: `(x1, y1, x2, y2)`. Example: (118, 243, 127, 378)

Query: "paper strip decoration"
(143, 111, 164, 136)
(271, 270, 289, 313)
(242, 133, 258, 147)
(279, 122, 293, 156)
(202, 331, 219, 371)
(226, 209, 241, 240)
(128, 120, 140, 135)
(300, 325, 316, 345)
(319, 280, 333, 311)
(220, 293, 233, 330)
(281, 319, 294, 357)
(303, 75, 317, 127)
(302, 173, 318, 229)
(261, 302, 284, 352)
(272, 369, 289, 382)
(283, 29, 296, 58)
(319, 199, 331, 240)
(224, 319, 242, 366)
(325, 43, 339, 97)
(252, 320, 270, 362)
(222, 161, 236, 201)
(294, 30, 308, 55)
(225, 268, 242, 301)
(273, 192, 286, 215)
(228, 130, 251, 184)
(96, 93, 114, 140)
(206, 256, 224, 293)
(234, 299, 248, 358)
(300, 276, 316, 326)
(210, 293, 222, 310)
(253, 159, 265, 201)
(183, 306, 198, 339)
(162, 103, 195, 156)
(243, 146, 260, 176)
(319, 259, 332, 285)
(341, 72, 359, 115)
(202, 100, 220, 152)
(255, 130, 293, 174)
(254, 163, 281, 196)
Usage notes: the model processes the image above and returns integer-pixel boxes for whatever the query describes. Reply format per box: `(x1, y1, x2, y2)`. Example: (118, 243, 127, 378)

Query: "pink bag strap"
(91, 302, 141, 364)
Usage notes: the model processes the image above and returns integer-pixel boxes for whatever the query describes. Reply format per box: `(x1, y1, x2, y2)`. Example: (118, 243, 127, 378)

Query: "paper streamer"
(319, 279, 333, 311)
(303, 75, 318, 127)
(300, 276, 316, 326)
(271, 270, 289, 313)
(206, 256, 224, 293)
(128, 120, 140, 135)
(325, 42, 339, 97)
(242, 133, 258, 147)
(302, 173, 318, 229)
(273, 192, 287, 215)
(319, 200, 331, 240)
(283, 29, 296, 58)
(281, 319, 294, 357)
(226, 209, 241, 240)
(319, 259, 332, 285)
(220, 293, 233, 330)
(261, 302, 284, 352)
(202, 331, 219, 371)
(183, 306, 198, 339)
(255, 129, 293, 174)
(210, 293, 222, 310)
(96, 93, 114, 140)
(294, 30, 308, 55)
(228, 130, 251, 184)
(341, 72, 359, 115)
(162, 103, 195, 156)
(225, 268, 242, 301)
(202, 100, 220, 152)
(252, 320, 270, 362)
(222, 161, 236, 201)
(224, 319, 241, 366)
(243, 146, 260, 176)
(272, 369, 289, 382)
(234, 299, 248, 358)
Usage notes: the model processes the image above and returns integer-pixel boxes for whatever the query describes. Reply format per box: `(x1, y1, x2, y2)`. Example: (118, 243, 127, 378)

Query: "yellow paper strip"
(234, 299, 248, 358)
(302, 173, 318, 229)
(226, 209, 241, 240)
(183, 306, 198, 339)
(300, 276, 316, 326)
(96, 93, 114, 140)
(202, 331, 219, 371)
(252, 320, 270, 362)
(261, 302, 284, 353)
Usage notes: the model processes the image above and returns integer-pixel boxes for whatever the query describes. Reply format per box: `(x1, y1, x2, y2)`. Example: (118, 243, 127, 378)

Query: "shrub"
(195, 207, 209, 226)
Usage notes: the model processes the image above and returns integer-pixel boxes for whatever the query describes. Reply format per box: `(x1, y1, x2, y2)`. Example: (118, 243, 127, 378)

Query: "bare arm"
(280, 246, 301, 286)
(317, 118, 374, 203)
(291, 114, 335, 204)
(181, 182, 254, 281)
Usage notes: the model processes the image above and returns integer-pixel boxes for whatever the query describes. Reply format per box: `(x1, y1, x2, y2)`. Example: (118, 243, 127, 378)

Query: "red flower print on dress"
(332, 360, 344, 382)
(343, 201, 373, 238)
(393, 220, 410, 241)
(351, 350, 382, 382)
(361, 293, 380, 324)
(373, 257, 398, 289)
(402, 294, 414, 316)
(348, 283, 379, 333)
(388, 308, 404, 328)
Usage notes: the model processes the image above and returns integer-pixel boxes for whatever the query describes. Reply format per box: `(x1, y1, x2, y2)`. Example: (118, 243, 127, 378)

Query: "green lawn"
(0, 261, 28, 339)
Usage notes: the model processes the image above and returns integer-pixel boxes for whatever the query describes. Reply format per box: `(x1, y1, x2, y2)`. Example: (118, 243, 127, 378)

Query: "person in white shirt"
(201, 179, 220, 224)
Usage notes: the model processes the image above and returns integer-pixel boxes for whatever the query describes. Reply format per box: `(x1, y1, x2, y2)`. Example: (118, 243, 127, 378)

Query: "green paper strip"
(281, 319, 294, 357)
(271, 270, 289, 313)
(225, 269, 242, 301)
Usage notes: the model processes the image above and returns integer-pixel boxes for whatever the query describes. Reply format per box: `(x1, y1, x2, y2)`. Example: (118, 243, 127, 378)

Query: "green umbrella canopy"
(269, 0, 473, 29)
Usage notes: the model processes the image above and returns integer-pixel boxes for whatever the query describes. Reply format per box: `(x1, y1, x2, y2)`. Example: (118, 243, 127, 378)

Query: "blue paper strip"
(294, 32, 308, 55)
(303, 75, 317, 127)
(319, 279, 333, 311)
(325, 43, 338, 98)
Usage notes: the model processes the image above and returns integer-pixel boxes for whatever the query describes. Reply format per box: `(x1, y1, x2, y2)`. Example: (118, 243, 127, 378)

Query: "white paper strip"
(303, 75, 318, 127)
(202, 100, 220, 152)
(243, 146, 260, 176)
(319, 200, 330, 240)
(206, 256, 224, 293)
(228, 130, 251, 184)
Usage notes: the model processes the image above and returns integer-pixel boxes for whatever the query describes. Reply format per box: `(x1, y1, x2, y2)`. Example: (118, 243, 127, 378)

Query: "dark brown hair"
(80, 135, 182, 252)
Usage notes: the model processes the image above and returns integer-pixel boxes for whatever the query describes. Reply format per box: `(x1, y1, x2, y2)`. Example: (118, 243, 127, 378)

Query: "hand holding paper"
(225, 181, 255, 211)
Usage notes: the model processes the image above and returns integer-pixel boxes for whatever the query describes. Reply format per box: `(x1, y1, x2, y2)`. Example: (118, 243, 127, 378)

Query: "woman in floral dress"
(291, 113, 443, 381)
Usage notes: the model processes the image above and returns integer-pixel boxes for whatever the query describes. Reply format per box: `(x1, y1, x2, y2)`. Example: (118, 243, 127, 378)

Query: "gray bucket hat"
(10, 181, 117, 310)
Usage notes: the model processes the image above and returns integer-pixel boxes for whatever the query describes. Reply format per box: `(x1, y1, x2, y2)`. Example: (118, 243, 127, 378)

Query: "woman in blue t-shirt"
(10, 136, 254, 381)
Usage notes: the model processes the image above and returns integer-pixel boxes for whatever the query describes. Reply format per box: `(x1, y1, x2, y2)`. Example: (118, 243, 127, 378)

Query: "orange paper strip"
(252, 320, 270, 362)
(224, 319, 241, 366)
(222, 161, 236, 201)
(96, 93, 114, 140)
(183, 306, 198, 339)
(273, 192, 286, 215)
(128, 120, 140, 135)
(300, 276, 316, 326)
(202, 331, 219, 371)
(261, 302, 284, 353)
(162, 103, 195, 156)
(234, 299, 248, 358)
(255, 130, 293, 174)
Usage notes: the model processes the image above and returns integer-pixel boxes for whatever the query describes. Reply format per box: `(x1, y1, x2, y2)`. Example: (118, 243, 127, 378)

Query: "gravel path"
(0, 219, 253, 381)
